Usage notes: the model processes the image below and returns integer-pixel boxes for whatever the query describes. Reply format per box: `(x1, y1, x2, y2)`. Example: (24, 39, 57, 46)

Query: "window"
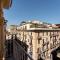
(44, 45, 47, 51)
(43, 38, 47, 46)
(43, 39, 44, 45)
(30, 32, 32, 45)
(37, 48, 39, 53)
(46, 42, 49, 50)
(41, 52, 45, 58)
(46, 32, 48, 35)
(43, 32, 44, 36)
(31, 32, 32, 35)
(50, 32, 51, 36)
(38, 39, 40, 44)
(28, 39, 29, 42)
(38, 32, 39, 37)
(50, 43, 53, 49)
(43, 52, 45, 58)
(25, 35, 26, 40)
(38, 54, 40, 60)
(25, 26, 27, 30)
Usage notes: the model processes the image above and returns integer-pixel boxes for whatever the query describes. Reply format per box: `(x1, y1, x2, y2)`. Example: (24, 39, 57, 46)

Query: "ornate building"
(7, 20, 60, 60)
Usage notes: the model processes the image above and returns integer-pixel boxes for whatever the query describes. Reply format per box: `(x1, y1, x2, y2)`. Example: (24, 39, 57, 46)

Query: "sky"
(4, 0, 60, 25)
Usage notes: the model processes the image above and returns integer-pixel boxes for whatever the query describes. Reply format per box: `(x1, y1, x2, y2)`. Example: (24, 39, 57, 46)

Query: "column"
(0, 18, 5, 60)
(0, 1, 5, 60)
(32, 32, 38, 60)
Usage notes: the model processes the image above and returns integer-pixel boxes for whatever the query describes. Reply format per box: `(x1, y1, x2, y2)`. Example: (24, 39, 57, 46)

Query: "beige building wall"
(8, 21, 60, 60)
(22, 30, 60, 60)
(32, 32, 38, 60)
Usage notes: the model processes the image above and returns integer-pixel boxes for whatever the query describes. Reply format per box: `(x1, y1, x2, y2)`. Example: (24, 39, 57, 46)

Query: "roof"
(56, 24, 60, 28)
(26, 28, 60, 31)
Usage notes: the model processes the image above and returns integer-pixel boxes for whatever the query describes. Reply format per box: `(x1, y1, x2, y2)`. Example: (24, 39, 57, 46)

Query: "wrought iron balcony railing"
(13, 35, 33, 60)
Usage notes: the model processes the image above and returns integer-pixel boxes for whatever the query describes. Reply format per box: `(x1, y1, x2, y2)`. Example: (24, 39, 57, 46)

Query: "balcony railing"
(13, 35, 33, 60)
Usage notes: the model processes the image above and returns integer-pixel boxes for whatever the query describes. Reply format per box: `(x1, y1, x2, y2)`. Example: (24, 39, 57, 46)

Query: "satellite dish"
(2, 0, 12, 9)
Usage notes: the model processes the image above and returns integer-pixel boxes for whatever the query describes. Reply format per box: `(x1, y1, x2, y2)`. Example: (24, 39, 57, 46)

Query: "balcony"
(5, 35, 33, 60)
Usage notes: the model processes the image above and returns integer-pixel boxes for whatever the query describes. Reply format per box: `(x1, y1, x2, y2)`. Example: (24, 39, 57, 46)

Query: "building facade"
(7, 20, 60, 60)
